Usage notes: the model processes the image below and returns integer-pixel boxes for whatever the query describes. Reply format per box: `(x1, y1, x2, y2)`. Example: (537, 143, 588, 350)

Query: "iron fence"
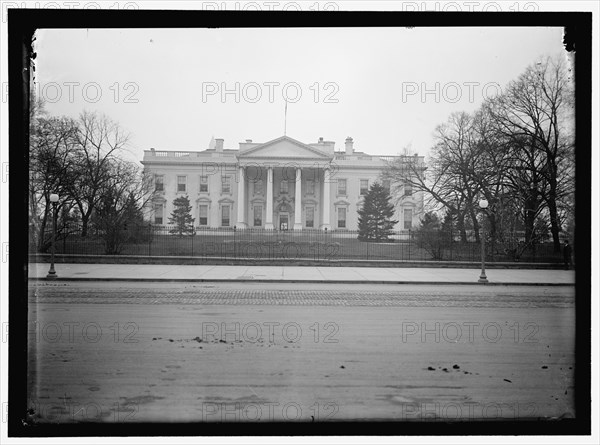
(29, 224, 563, 263)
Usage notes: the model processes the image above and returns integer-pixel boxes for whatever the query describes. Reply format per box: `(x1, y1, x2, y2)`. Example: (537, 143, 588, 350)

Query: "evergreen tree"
(168, 195, 195, 236)
(440, 209, 455, 242)
(357, 182, 398, 241)
(93, 191, 146, 254)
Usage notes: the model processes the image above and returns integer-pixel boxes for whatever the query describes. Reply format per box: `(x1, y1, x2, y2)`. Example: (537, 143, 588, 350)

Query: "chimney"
(345, 137, 354, 155)
(215, 138, 224, 152)
(318, 137, 324, 143)
(246, 139, 252, 143)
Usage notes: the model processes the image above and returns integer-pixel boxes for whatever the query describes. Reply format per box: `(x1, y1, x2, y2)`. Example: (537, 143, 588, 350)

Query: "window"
(253, 205, 263, 227)
(199, 176, 209, 193)
(177, 176, 186, 192)
(306, 180, 315, 195)
(280, 180, 289, 194)
(154, 203, 163, 225)
(198, 205, 208, 226)
(306, 206, 314, 228)
(337, 179, 347, 196)
(404, 208, 413, 230)
(338, 207, 346, 228)
(155, 175, 164, 192)
(221, 205, 230, 227)
(254, 179, 263, 195)
(382, 179, 391, 193)
(404, 180, 413, 197)
(360, 179, 369, 196)
(221, 176, 231, 194)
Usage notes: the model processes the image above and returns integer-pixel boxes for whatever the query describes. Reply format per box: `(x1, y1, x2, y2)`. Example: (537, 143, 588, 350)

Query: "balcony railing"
(147, 151, 237, 158)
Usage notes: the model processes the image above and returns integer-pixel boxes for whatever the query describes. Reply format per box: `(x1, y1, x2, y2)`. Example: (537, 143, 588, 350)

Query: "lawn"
(39, 230, 562, 263)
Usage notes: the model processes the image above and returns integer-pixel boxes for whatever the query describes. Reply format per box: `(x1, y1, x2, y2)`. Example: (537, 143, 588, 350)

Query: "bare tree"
(29, 114, 79, 251)
(486, 56, 575, 252)
(387, 56, 574, 255)
(467, 108, 523, 247)
(29, 108, 154, 254)
(91, 160, 154, 254)
(385, 112, 486, 242)
(68, 111, 130, 237)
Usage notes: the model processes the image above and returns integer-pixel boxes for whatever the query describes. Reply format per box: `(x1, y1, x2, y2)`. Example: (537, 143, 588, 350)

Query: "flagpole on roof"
(284, 98, 288, 136)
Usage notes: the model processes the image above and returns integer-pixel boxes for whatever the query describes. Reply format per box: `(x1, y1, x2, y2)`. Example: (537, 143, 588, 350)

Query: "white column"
(265, 167, 274, 230)
(236, 165, 246, 228)
(322, 167, 331, 230)
(293, 167, 302, 230)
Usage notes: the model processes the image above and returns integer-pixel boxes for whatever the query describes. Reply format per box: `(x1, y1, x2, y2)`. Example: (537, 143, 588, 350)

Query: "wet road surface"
(26, 282, 575, 422)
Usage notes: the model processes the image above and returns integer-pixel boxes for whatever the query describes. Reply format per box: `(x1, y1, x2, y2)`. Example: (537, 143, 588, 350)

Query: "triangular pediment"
(238, 136, 332, 159)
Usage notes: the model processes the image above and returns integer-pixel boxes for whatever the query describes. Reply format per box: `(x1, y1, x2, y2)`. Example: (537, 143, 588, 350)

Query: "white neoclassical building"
(141, 135, 425, 231)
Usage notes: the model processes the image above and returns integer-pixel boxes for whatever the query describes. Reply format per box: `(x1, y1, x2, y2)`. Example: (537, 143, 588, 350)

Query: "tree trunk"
(456, 211, 467, 243)
(81, 212, 91, 237)
(469, 207, 480, 244)
(548, 197, 561, 253)
(524, 207, 536, 245)
(547, 175, 562, 253)
(523, 185, 540, 245)
(487, 213, 497, 260)
(38, 215, 48, 252)
(37, 203, 51, 252)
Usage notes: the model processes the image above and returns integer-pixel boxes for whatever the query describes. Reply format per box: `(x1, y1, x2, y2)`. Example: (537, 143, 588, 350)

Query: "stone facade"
(141, 136, 425, 231)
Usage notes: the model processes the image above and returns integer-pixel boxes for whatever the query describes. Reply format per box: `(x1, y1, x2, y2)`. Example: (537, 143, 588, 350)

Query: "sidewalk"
(28, 263, 576, 285)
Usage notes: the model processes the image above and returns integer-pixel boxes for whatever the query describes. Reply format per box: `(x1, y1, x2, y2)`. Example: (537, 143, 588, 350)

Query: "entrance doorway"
(279, 213, 289, 231)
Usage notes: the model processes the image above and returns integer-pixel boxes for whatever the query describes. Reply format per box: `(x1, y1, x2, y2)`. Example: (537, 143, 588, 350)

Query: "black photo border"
(7, 8, 592, 438)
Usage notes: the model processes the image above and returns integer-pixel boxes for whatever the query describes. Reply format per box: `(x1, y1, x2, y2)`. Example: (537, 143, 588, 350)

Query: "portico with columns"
(235, 136, 334, 231)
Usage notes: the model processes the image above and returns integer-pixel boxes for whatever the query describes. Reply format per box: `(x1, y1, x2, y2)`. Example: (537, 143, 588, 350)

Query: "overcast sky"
(34, 26, 565, 163)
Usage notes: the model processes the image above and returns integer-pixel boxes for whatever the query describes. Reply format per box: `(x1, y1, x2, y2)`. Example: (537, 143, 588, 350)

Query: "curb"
(28, 277, 574, 286)
(29, 254, 565, 269)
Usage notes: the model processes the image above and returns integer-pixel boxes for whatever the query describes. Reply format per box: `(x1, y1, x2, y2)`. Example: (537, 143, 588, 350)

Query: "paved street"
(27, 281, 575, 423)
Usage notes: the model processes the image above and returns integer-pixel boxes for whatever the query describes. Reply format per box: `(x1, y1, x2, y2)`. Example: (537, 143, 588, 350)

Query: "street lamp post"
(46, 193, 59, 280)
(478, 199, 489, 283)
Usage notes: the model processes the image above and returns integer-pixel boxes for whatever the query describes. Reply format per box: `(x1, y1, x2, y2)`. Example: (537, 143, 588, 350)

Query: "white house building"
(141, 135, 425, 231)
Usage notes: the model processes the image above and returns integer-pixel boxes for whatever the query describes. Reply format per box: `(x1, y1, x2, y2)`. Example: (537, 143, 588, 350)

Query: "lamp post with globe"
(478, 199, 489, 283)
(46, 193, 59, 280)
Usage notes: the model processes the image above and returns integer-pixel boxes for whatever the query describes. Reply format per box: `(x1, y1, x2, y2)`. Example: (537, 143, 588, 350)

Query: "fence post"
(324, 227, 328, 261)
(148, 223, 152, 256)
(449, 228, 452, 261)
(191, 229, 194, 257)
(398, 231, 402, 261)
(317, 234, 320, 261)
